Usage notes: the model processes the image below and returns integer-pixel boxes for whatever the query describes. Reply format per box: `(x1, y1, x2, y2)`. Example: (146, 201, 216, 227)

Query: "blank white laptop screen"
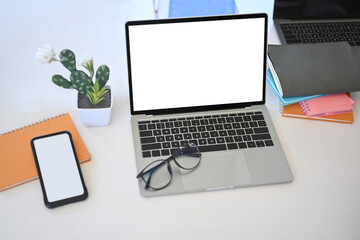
(128, 17, 265, 112)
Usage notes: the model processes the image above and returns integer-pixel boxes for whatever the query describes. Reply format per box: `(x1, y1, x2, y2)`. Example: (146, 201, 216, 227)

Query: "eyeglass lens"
(138, 142, 201, 190)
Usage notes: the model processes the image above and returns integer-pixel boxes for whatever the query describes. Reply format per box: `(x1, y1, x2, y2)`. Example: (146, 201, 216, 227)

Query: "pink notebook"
(300, 93, 354, 117)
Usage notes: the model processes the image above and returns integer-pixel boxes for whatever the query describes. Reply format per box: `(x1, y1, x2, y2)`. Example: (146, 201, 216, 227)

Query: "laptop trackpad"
(180, 151, 252, 191)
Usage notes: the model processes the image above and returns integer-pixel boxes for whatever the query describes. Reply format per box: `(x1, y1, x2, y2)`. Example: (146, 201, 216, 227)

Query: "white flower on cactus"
(79, 53, 94, 79)
(79, 53, 93, 68)
(35, 44, 57, 64)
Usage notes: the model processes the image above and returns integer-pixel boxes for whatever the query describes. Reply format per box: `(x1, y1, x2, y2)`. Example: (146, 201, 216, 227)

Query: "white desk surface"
(1, 0, 359, 239)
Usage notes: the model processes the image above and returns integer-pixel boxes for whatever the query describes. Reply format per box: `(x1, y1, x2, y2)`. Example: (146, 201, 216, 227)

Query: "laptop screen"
(126, 14, 267, 115)
(274, 0, 360, 19)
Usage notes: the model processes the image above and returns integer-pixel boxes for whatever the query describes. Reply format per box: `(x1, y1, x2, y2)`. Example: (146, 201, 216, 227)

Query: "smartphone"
(31, 131, 88, 208)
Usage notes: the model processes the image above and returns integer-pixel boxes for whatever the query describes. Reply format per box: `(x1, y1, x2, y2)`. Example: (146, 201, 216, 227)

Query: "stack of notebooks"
(267, 42, 360, 124)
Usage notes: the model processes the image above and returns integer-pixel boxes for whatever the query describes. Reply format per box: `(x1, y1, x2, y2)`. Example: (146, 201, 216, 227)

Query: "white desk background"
(1, 1, 359, 239)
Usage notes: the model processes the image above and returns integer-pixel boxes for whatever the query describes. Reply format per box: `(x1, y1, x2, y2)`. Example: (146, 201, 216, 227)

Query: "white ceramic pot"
(77, 86, 113, 127)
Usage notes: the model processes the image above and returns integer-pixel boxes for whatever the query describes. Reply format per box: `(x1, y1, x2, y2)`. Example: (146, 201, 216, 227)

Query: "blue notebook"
(266, 69, 326, 106)
(169, 0, 236, 18)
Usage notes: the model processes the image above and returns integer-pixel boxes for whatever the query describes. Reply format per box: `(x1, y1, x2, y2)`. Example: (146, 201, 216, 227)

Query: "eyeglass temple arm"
(145, 172, 153, 189)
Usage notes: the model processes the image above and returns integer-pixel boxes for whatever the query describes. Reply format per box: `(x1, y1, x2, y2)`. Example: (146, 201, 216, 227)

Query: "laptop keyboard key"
(249, 121, 258, 127)
(286, 39, 302, 44)
(227, 143, 238, 150)
(138, 125, 147, 130)
(228, 130, 236, 136)
(156, 123, 165, 129)
(153, 130, 162, 135)
(234, 136, 243, 142)
(252, 134, 271, 140)
(210, 131, 219, 137)
(140, 131, 152, 137)
(254, 127, 269, 134)
(198, 139, 207, 145)
(162, 129, 171, 135)
(234, 116, 243, 122)
(243, 116, 251, 121)
(201, 132, 210, 138)
(140, 137, 156, 144)
(165, 135, 173, 141)
(174, 134, 183, 140)
(162, 142, 171, 148)
(152, 150, 161, 157)
(265, 140, 274, 146)
(142, 143, 162, 151)
(184, 134, 192, 139)
(252, 114, 264, 120)
(247, 142, 256, 148)
(197, 126, 206, 132)
(238, 142, 247, 149)
(189, 127, 198, 132)
(215, 124, 223, 130)
(156, 136, 165, 142)
(243, 135, 252, 141)
(198, 144, 227, 152)
(171, 128, 180, 134)
(180, 127, 188, 133)
(192, 133, 201, 139)
(236, 129, 245, 135)
(219, 131, 227, 136)
(256, 141, 265, 147)
(245, 129, 254, 134)
(258, 121, 267, 126)
(142, 151, 151, 158)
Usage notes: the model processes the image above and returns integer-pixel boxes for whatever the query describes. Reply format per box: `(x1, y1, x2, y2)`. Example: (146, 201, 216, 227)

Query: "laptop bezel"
(125, 13, 268, 116)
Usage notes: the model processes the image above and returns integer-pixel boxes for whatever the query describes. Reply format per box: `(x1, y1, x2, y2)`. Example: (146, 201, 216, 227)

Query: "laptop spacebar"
(198, 144, 227, 153)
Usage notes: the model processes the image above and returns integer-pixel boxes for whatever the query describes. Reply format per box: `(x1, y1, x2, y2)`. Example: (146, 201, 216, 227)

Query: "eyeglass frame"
(136, 142, 202, 191)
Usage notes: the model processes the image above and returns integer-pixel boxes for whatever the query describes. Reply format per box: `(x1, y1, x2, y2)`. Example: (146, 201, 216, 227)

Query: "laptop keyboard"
(280, 21, 360, 46)
(138, 111, 274, 158)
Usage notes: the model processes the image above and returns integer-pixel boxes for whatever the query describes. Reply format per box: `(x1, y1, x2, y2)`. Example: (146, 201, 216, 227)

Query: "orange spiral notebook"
(281, 102, 354, 124)
(0, 113, 91, 192)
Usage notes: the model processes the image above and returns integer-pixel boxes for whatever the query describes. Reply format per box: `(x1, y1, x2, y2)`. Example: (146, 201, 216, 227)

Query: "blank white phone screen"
(128, 17, 265, 112)
(33, 134, 84, 202)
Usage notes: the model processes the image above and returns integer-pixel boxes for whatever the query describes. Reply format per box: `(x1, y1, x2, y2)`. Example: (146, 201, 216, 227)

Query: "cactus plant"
(37, 47, 110, 105)
(59, 49, 77, 73)
(95, 65, 110, 89)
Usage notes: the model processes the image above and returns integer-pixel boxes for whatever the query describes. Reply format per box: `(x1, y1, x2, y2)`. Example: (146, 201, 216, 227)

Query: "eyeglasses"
(136, 142, 202, 190)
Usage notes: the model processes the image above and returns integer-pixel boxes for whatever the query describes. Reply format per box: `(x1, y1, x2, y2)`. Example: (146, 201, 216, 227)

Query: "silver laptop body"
(125, 14, 293, 197)
(273, 0, 360, 53)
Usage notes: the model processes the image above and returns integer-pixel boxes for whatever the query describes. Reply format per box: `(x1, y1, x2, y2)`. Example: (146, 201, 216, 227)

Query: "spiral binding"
(0, 113, 67, 137)
(299, 102, 310, 115)
(279, 101, 284, 113)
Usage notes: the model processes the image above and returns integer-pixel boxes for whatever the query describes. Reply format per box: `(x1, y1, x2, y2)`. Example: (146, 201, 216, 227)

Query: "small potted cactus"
(36, 45, 112, 126)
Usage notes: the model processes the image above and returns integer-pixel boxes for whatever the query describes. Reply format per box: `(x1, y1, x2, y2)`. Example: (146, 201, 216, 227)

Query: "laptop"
(125, 13, 293, 197)
(273, 0, 360, 51)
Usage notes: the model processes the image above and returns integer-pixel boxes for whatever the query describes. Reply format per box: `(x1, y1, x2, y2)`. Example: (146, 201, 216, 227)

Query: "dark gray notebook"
(268, 42, 360, 97)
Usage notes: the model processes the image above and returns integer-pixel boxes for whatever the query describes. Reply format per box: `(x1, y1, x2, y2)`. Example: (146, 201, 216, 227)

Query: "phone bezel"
(31, 131, 88, 208)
